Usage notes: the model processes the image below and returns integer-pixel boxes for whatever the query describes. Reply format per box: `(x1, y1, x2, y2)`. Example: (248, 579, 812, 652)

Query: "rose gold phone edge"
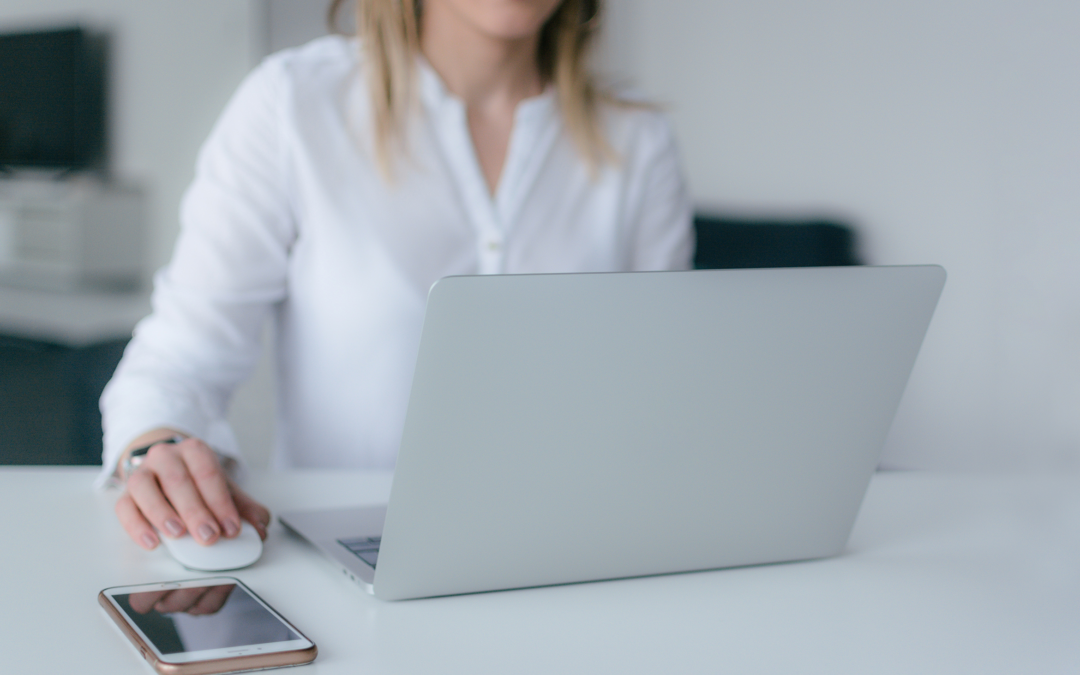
(98, 581, 317, 675)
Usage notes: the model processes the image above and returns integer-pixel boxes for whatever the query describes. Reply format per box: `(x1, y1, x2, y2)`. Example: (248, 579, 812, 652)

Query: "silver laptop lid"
(374, 266, 946, 600)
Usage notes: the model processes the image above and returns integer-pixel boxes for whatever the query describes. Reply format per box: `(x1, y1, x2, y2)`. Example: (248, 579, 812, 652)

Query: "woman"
(101, 0, 693, 551)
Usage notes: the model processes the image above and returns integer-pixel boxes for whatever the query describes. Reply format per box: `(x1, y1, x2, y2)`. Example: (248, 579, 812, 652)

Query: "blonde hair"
(328, 0, 616, 176)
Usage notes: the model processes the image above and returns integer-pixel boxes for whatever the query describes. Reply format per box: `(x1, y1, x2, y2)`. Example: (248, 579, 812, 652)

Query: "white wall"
(607, 0, 1080, 470)
(266, 0, 337, 52)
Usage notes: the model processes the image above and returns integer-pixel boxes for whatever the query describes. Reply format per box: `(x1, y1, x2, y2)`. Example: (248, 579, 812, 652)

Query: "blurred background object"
(0, 26, 146, 292)
(0, 27, 106, 172)
(692, 214, 859, 270)
(0, 20, 151, 465)
(0, 283, 151, 464)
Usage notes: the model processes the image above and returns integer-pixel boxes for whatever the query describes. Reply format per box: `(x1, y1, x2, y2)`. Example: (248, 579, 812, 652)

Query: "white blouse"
(98, 36, 693, 481)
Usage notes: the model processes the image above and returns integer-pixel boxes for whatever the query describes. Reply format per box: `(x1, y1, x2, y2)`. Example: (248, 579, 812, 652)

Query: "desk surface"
(2, 468, 1077, 675)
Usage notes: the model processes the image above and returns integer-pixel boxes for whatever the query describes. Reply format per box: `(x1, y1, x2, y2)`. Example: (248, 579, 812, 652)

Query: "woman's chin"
(433, 0, 563, 43)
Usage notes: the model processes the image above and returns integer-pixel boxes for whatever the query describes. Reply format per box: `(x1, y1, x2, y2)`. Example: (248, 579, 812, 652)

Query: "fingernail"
(141, 533, 158, 549)
(224, 519, 240, 537)
(165, 519, 184, 537)
(197, 523, 216, 542)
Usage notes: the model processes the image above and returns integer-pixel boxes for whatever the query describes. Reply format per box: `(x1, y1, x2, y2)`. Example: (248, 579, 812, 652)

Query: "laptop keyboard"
(338, 536, 381, 568)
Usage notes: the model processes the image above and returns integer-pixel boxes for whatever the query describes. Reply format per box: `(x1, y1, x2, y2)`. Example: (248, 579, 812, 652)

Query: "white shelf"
(0, 285, 150, 346)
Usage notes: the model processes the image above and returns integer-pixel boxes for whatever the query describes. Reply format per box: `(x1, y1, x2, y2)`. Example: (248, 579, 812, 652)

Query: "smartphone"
(99, 577, 317, 675)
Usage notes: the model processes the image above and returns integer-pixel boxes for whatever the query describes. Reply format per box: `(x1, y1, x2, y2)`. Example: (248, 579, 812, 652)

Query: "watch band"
(121, 435, 186, 480)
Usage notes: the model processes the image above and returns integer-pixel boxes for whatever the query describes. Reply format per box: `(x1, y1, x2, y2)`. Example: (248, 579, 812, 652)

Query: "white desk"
(2, 468, 1077, 674)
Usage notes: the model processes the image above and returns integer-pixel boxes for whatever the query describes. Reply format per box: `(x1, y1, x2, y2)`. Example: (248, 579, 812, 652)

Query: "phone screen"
(111, 582, 300, 656)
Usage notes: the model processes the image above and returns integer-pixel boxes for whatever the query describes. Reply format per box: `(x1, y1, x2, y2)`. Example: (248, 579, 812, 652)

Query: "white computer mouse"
(159, 521, 263, 571)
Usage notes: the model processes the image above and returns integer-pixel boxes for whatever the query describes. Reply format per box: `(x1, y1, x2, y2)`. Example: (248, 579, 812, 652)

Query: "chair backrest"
(693, 214, 860, 270)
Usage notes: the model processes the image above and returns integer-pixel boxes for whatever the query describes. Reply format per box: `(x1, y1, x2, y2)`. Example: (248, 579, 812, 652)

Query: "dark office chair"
(0, 335, 127, 465)
(693, 214, 860, 270)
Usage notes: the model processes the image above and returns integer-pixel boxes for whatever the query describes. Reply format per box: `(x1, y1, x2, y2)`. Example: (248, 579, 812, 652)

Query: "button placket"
(438, 99, 506, 275)
(476, 223, 503, 274)
(421, 62, 560, 277)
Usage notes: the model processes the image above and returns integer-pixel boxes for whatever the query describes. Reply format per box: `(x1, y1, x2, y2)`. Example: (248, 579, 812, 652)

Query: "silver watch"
(121, 435, 186, 479)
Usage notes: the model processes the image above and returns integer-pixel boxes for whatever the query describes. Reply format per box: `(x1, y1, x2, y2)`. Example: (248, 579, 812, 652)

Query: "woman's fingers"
(190, 584, 234, 615)
(126, 467, 187, 538)
(118, 437, 271, 549)
(231, 482, 271, 540)
(115, 492, 160, 550)
(127, 589, 169, 614)
(181, 442, 242, 538)
(153, 587, 207, 614)
(146, 441, 224, 544)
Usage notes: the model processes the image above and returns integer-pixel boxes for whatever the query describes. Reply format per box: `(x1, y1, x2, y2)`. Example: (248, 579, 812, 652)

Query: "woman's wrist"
(114, 429, 187, 483)
(121, 434, 187, 481)
(114, 431, 238, 485)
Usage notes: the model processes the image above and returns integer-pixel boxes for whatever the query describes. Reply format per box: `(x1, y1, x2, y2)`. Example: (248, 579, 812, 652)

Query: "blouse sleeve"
(97, 55, 297, 485)
(624, 112, 695, 272)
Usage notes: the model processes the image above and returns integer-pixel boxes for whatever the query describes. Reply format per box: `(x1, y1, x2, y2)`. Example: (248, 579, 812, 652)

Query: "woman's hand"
(114, 435, 270, 551)
(127, 584, 234, 617)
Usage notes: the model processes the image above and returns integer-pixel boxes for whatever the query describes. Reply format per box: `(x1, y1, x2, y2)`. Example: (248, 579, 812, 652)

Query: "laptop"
(280, 265, 945, 600)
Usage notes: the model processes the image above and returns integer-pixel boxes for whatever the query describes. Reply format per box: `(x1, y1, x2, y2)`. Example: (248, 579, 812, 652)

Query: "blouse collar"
(416, 56, 556, 122)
